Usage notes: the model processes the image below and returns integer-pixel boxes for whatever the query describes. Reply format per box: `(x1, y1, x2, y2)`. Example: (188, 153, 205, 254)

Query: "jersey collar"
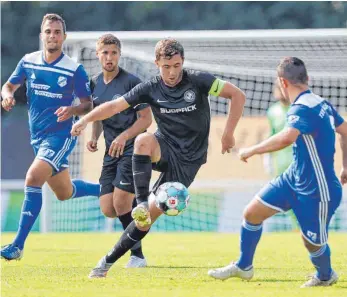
(41, 51, 65, 66)
(293, 89, 311, 104)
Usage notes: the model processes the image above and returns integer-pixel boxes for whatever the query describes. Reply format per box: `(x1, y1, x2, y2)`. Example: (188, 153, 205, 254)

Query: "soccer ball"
(155, 182, 190, 216)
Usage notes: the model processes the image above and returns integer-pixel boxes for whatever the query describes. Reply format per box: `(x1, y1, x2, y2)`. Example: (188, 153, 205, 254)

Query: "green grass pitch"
(1, 232, 346, 297)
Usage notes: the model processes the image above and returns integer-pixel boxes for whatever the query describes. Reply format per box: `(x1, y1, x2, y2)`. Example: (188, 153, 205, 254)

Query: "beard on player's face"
(47, 45, 60, 53)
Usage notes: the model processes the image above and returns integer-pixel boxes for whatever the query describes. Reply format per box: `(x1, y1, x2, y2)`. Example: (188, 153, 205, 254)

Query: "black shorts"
(99, 155, 134, 196)
(152, 134, 202, 194)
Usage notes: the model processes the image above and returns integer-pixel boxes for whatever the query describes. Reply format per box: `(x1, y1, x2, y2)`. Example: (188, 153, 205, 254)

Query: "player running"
(1, 14, 100, 261)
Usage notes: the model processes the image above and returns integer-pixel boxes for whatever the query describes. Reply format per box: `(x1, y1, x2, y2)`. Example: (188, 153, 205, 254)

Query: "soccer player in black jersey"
(87, 34, 152, 268)
(71, 38, 246, 278)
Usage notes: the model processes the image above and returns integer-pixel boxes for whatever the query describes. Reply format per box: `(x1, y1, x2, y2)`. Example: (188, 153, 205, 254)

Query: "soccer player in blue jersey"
(71, 38, 246, 278)
(208, 57, 347, 287)
(1, 14, 100, 261)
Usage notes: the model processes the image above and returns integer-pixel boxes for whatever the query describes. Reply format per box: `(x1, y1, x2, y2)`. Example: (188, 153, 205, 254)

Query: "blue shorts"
(257, 174, 342, 246)
(31, 135, 77, 175)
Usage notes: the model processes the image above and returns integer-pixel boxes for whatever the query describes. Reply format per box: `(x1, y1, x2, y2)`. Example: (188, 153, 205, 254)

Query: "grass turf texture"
(1, 232, 346, 297)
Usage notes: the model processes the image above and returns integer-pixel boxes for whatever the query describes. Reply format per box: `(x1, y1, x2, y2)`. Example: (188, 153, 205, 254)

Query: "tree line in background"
(1, 1, 346, 106)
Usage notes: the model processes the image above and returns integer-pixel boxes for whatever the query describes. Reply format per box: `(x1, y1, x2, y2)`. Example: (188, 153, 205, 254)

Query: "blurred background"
(1, 1, 347, 233)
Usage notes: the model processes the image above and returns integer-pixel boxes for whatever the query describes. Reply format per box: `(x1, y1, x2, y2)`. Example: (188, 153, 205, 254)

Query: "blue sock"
(70, 179, 100, 199)
(13, 186, 42, 249)
(310, 244, 332, 281)
(236, 220, 263, 270)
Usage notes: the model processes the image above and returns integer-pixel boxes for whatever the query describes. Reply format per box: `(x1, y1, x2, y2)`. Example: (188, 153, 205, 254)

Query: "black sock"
(118, 211, 144, 258)
(132, 154, 152, 204)
(105, 221, 149, 264)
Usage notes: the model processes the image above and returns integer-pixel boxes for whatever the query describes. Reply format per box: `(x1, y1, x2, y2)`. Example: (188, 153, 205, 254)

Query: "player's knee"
(134, 133, 154, 154)
(113, 198, 132, 215)
(25, 172, 43, 187)
(100, 205, 117, 218)
(243, 205, 262, 224)
(55, 192, 71, 201)
(302, 235, 320, 253)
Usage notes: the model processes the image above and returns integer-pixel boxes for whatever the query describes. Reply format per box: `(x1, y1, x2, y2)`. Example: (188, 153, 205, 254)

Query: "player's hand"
(1, 96, 16, 111)
(238, 147, 255, 163)
(221, 133, 235, 154)
(108, 132, 129, 158)
(71, 118, 87, 136)
(340, 168, 347, 185)
(87, 139, 98, 152)
(55, 106, 74, 122)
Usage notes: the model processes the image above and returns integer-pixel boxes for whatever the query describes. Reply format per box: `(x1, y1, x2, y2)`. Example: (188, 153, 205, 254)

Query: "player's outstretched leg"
(89, 200, 162, 278)
(1, 160, 52, 261)
(89, 220, 150, 278)
(118, 208, 147, 268)
(208, 198, 277, 281)
(1, 186, 42, 261)
(207, 219, 262, 281)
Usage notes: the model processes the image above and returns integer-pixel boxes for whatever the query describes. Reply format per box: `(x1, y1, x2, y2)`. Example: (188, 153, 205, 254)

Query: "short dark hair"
(96, 34, 121, 51)
(41, 13, 66, 33)
(277, 57, 308, 85)
(155, 38, 184, 60)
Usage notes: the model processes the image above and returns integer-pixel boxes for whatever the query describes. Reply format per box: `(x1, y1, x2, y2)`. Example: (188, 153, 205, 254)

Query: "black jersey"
(91, 68, 149, 163)
(123, 69, 216, 164)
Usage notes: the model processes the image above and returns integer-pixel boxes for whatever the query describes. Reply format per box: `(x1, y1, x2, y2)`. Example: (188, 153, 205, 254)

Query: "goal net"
(41, 29, 347, 233)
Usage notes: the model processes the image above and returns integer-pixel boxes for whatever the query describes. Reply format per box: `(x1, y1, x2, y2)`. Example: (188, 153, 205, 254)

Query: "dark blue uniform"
(91, 68, 149, 195)
(123, 69, 217, 192)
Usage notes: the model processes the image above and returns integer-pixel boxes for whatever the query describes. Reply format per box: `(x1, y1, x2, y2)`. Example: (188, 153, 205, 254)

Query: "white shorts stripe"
(37, 156, 59, 171)
(302, 134, 330, 244)
(52, 138, 72, 166)
(255, 195, 285, 212)
(306, 136, 330, 202)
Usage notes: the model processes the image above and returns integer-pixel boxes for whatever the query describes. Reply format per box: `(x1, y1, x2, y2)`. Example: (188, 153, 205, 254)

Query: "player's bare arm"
(108, 106, 152, 158)
(216, 81, 246, 154)
(55, 97, 93, 122)
(71, 96, 130, 136)
(86, 121, 103, 153)
(336, 121, 347, 184)
(1, 81, 20, 111)
(239, 127, 300, 163)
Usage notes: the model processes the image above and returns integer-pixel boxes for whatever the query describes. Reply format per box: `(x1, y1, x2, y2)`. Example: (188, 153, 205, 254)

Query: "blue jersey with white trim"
(8, 51, 91, 140)
(284, 90, 344, 197)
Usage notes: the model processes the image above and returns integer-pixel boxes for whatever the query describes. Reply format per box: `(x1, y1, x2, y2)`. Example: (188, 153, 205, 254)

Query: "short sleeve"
(189, 70, 216, 94)
(8, 58, 26, 85)
(326, 101, 345, 128)
(123, 82, 151, 107)
(74, 65, 92, 98)
(287, 105, 314, 134)
(133, 103, 149, 111)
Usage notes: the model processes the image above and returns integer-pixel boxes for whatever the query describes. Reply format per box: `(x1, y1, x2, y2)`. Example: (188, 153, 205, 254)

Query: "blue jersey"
(284, 90, 344, 198)
(8, 51, 91, 140)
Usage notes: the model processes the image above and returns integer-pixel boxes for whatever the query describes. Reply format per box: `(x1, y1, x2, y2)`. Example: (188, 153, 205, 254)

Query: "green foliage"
(1, 232, 347, 297)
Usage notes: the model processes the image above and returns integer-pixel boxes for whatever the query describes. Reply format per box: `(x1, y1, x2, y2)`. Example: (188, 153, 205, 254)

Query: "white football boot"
(126, 255, 147, 268)
(208, 262, 254, 281)
(88, 256, 113, 278)
(301, 271, 338, 288)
